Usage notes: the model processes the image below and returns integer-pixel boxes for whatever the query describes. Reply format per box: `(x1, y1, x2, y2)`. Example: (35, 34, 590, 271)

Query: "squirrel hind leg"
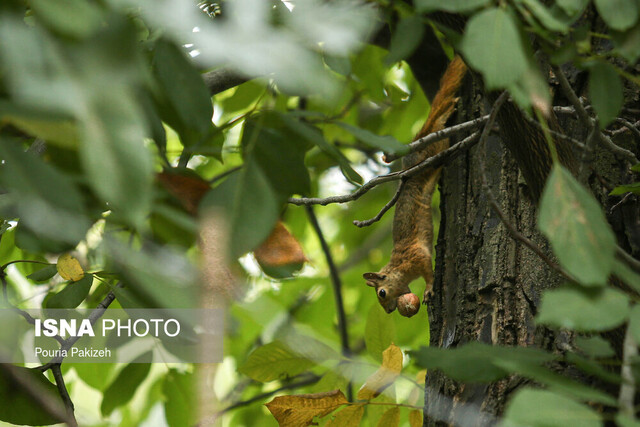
(421, 268, 434, 305)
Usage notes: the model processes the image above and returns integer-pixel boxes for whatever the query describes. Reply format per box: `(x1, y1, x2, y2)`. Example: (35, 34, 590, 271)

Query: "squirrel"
(363, 56, 467, 315)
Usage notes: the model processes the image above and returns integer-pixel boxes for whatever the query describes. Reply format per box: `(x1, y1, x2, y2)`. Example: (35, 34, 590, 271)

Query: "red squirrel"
(364, 56, 467, 316)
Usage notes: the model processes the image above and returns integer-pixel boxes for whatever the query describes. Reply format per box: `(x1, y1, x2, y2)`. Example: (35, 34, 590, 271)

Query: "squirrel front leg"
(363, 56, 467, 316)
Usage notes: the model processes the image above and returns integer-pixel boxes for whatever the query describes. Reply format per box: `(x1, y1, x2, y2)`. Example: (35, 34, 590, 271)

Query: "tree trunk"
(423, 70, 640, 425)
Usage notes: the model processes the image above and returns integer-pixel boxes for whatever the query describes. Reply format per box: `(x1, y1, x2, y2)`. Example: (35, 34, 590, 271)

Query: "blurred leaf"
(385, 16, 425, 66)
(56, 253, 85, 282)
(574, 336, 615, 358)
(254, 221, 307, 279)
(281, 114, 363, 185)
(593, 0, 639, 31)
(537, 285, 630, 331)
(409, 410, 422, 427)
(46, 275, 93, 309)
(239, 335, 339, 382)
(612, 22, 640, 63)
(565, 352, 621, 384)
(325, 405, 364, 426)
(152, 39, 216, 150)
(616, 413, 640, 427)
(502, 388, 602, 427)
(589, 62, 623, 128)
(80, 89, 154, 228)
(101, 352, 152, 416)
(163, 370, 196, 427)
(0, 367, 64, 425)
(0, 109, 79, 149)
(555, 0, 589, 16)
(377, 407, 400, 427)
(416, 0, 490, 13)
(610, 182, 640, 196)
(365, 304, 396, 363)
(72, 363, 116, 391)
(461, 7, 528, 89)
(538, 165, 616, 286)
(30, 0, 102, 38)
(157, 171, 211, 215)
(629, 305, 640, 344)
(26, 264, 58, 283)
(519, 0, 571, 32)
(357, 343, 402, 400)
(265, 389, 347, 427)
(324, 54, 352, 76)
(0, 141, 90, 246)
(336, 123, 408, 155)
(411, 342, 555, 383)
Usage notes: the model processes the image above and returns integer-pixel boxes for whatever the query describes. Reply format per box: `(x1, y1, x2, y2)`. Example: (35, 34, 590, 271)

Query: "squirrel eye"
(378, 289, 386, 299)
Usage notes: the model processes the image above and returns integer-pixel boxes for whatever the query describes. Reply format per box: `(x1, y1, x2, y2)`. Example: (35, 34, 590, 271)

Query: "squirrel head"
(363, 272, 411, 314)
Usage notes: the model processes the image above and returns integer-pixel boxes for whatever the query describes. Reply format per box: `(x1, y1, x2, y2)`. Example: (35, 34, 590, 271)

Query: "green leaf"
(365, 304, 395, 363)
(239, 335, 339, 382)
(242, 115, 312, 199)
(324, 54, 352, 76)
(336, 123, 408, 155)
(495, 358, 616, 405)
(589, 62, 623, 128)
(0, 141, 90, 245)
(80, 89, 154, 228)
(519, 0, 571, 32)
(411, 342, 555, 383)
(281, 115, 363, 185)
(415, 0, 490, 13)
(152, 39, 215, 149)
(555, 0, 589, 16)
(0, 367, 64, 425)
(613, 258, 640, 294)
(574, 335, 615, 358)
(538, 165, 616, 286)
(593, 0, 639, 31)
(565, 353, 621, 384)
(616, 413, 640, 427)
(385, 16, 425, 66)
(537, 285, 630, 331)
(163, 370, 196, 427)
(101, 352, 152, 416)
(502, 388, 602, 427)
(612, 21, 640, 63)
(633, 163, 640, 172)
(610, 182, 640, 196)
(30, 0, 102, 38)
(26, 264, 58, 283)
(46, 274, 93, 309)
(72, 363, 116, 391)
(461, 7, 528, 89)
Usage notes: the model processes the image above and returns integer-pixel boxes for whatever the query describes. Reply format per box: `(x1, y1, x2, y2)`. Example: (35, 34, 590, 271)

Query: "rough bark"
(423, 69, 640, 426)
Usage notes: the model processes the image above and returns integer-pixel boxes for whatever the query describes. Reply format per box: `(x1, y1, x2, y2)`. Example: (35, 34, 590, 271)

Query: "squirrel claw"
(422, 289, 433, 305)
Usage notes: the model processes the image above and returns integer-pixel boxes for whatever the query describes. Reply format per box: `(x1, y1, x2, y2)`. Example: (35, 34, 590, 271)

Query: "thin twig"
(305, 206, 352, 401)
(522, 112, 587, 150)
(39, 283, 122, 369)
(209, 165, 243, 184)
(51, 364, 77, 427)
(597, 132, 638, 164)
(616, 118, 640, 142)
(289, 131, 480, 207)
(619, 324, 637, 418)
(383, 114, 489, 162)
(478, 92, 573, 282)
(617, 246, 640, 274)
(216, 374, 320, 416)
(353, 180, 405, 227)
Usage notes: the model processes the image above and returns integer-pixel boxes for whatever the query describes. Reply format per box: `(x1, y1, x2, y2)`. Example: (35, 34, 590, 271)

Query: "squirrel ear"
(363, 272, 386, 283)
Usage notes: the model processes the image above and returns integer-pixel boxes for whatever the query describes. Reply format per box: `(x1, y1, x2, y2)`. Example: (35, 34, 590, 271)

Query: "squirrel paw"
(422, 288, 434, 305)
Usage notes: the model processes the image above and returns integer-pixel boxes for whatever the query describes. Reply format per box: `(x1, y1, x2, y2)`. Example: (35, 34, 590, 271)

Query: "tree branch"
(353, 180, 405, 228)
(619, 324, 638, 418)
(383, 114, 489, 162)
(203, 67, 250, 96)
(289, 131, 480, 207)
(51, 364, 77, 427)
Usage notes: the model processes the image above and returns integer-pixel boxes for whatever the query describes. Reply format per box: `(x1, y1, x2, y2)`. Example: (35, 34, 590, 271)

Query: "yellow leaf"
(56, 253, 84, 282)
(265, 389, 348, 427)
(357, 343, 403, 400)
(416, 370, 426, 385)
(376, 407, 400, 427)
(325, 405, 364, 426)
(409, 409, 422, 427)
